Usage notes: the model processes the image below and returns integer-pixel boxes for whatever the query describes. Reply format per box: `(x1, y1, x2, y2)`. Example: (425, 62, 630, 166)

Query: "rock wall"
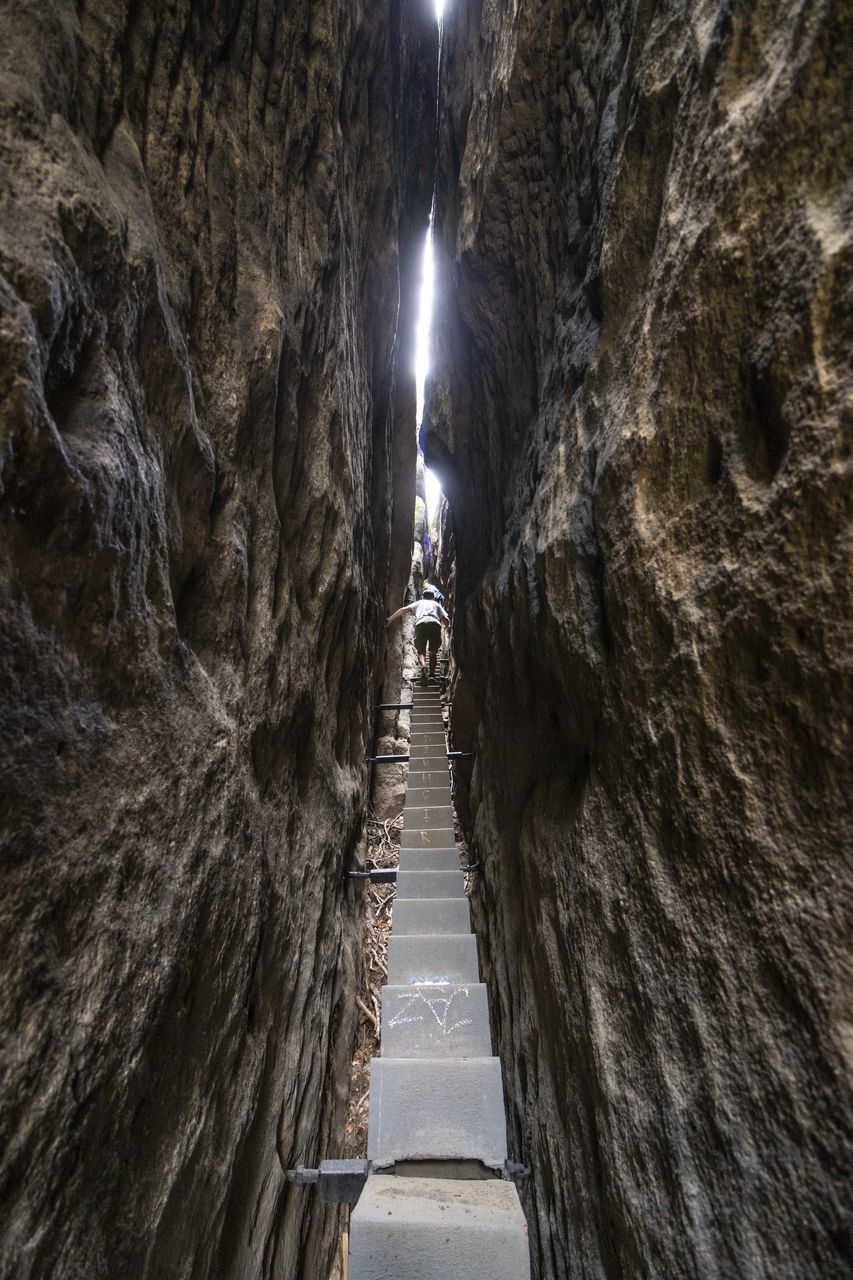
(371, 476, 428, 822)
(0, 3, 435, 1277)
(429, 1, 851, 1275)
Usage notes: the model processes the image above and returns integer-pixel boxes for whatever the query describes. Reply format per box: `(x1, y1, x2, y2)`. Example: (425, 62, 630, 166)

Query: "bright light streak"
(425, 2, 446, 525)
(414, 229, 433, 427)
(415, 230, 444, 526)
(424, 466, 442, 521)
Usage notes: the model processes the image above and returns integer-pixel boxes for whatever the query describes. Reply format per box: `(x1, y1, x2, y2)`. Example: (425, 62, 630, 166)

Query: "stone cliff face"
(429, 1, 851, 1276)
(0, 3, 434, 1277)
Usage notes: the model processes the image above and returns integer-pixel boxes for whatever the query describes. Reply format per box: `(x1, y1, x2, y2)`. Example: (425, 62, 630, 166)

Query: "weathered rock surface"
(371, 459, 430, 820)
(0, 3, 435, 1277)
(429, 1, 851, 1276)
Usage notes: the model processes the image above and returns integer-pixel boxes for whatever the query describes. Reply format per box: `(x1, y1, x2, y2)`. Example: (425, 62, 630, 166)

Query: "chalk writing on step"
(388, 985, 473, 1036)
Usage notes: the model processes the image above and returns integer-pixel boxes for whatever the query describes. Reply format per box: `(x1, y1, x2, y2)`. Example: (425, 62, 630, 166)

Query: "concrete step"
(404, 804, 455, 828)
(406, 786, 453, 807)
(367, 1057, 507, 1169)
(407, 754, 449, 769)
(392, 898, 470, 935)
(349, 1175, 529, 1280)
(397, 849, 460, 871)
(387, 934, 480, 985)
(409, 735, 447, 748)
(381, 983, 491, 1057)
(395, 870, 466, 900)
(406, 770, 451, 789)
(400, 827, 457, 849)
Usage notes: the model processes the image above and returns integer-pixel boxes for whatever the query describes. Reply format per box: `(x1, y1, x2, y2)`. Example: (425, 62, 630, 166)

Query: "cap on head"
(422, 586, 435, 598)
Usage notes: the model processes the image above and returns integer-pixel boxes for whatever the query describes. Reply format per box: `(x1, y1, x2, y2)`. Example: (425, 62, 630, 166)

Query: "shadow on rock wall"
(0, 2, 436, 1277)
(430, 0, 851, 1276)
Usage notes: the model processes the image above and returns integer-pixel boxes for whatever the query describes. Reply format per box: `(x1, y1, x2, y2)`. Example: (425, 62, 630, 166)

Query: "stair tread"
(397, 850, 460, 871)
(391, 898, 470, 935)
(395, 870, 466, 899)
(349, 1175, 529, 1279)
(400, 827, 456, 848)
(367, 1057, 507, 1168)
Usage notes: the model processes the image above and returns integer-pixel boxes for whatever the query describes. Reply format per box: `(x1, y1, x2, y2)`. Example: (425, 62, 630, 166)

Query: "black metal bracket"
(369, 752, 469, 765)
(347, 867, 397, 883)
(285, 1159, 370, 1204)
(286, 1157, 523, 1201)
(375, 702, 414, 711)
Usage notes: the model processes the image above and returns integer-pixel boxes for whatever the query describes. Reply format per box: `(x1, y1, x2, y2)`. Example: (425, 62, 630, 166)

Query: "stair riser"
(381, 983, 492, 1058)
(404, 805, 455, 828)
(367, 1058, 507, 1168)
(395, 870, 466, 899)
(387, 934, 480, 985)
(406, 788, 453, 806)
(399, 827, 456, 849)
(405, 771, 451, 789)
(392, 898, 470, 935)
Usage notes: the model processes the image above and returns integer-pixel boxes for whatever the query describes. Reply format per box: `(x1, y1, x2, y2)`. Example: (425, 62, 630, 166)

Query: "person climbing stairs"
(349, 685, 530, 1278)
(386, 588, 451, 685)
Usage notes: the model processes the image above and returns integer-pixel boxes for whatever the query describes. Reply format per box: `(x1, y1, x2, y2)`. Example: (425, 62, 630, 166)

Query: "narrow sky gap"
(416, 228, 443, 526)
(413, 0, 445, 529)
(414, 226, 433, 428)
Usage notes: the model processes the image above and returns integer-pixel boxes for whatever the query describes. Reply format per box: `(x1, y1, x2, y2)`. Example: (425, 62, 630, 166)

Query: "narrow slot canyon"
(0, 3, 849, 1279)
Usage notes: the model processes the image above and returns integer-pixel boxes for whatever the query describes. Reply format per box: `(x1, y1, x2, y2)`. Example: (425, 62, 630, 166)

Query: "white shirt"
(410, 599, 449, 625)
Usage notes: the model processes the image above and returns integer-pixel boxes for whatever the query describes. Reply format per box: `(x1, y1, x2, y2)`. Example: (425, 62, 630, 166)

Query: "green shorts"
(414, 620, 442, 654)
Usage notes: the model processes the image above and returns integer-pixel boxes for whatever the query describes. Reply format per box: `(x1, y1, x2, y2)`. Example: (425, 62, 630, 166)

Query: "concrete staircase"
(349, 685, 530, 1278)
